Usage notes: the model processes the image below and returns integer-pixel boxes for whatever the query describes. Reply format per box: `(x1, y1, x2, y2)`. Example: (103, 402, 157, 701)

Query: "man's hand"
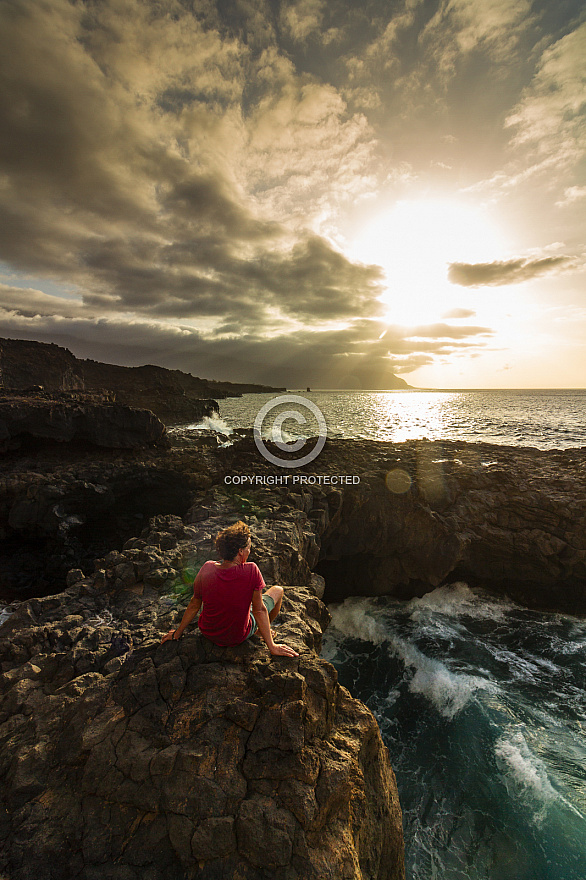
(161, 595, 202, 645)
(269, 643, 299, 657)
(160, 630, 178, 644)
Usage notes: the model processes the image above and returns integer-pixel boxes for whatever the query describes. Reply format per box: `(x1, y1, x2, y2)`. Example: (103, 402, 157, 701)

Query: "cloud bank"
(1, 0, 584, 386)
(0, 0, 382, 329)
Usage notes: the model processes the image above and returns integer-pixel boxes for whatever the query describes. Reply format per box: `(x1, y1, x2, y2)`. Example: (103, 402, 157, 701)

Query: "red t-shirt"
(193, 560, 265, 646)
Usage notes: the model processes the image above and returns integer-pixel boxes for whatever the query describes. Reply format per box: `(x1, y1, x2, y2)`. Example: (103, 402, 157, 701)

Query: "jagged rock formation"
(216, 435, 586, 613)
(3, 430, 586, 608)
(0, 512, 404, 880)
(0, 391, 168, 453)
(0, 337, 284, 424)
(0, 339, 84, 391)
(3, 429, 586, 607)
(0, 456, 209, 600)
(3, 426, 586, 878)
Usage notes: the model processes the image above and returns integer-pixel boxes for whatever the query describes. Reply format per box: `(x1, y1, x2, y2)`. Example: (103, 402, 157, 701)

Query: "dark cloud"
(0, 0, 381, 330)
(238, 237, 385, 319)
(75, 232, 385, 323)
(0, 305, 492, 389)
(448, 256, 576, 287)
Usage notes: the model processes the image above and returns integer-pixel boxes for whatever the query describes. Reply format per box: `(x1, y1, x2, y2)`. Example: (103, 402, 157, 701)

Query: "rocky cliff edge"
(0, 390, 169, 453)
(5, 428, 586, 879)
(0, 505, 405, 880)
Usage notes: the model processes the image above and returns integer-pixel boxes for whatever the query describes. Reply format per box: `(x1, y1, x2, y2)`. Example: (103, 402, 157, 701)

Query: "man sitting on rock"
(161, 520, 298, 657)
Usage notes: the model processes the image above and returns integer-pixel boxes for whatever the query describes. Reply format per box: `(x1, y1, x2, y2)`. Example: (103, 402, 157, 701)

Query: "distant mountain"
(375, 375, 412, 390)
(347, 366, 413, 390)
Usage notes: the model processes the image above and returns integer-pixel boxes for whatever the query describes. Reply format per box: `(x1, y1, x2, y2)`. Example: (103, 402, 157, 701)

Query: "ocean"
(193, 389, 586, 880)
(322, 588, 586, 880)
(201, 388, 586, 450)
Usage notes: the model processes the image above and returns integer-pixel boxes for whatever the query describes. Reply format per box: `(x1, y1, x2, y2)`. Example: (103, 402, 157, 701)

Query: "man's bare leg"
(264, 585, 284, 622)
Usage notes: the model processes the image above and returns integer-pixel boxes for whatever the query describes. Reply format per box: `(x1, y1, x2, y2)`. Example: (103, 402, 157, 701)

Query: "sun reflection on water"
(357, 392, 457, 443)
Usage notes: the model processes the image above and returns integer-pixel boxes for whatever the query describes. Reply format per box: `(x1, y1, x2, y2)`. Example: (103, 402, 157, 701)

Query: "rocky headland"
(2, 409, 586, 878)
(0, 337, 284, 424)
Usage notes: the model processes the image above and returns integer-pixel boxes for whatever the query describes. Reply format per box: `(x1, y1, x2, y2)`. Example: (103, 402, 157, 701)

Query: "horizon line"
(284, 387, 586, 393)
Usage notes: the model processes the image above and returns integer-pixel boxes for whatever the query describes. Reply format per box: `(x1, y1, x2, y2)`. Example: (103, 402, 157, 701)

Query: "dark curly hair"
(215, 520, 251, 561)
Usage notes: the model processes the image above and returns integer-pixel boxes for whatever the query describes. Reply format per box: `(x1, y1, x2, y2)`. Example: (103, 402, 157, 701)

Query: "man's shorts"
(245, 593, 276, 640)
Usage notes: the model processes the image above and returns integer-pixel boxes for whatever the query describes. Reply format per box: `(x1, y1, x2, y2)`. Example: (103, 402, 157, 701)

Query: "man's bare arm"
(252, 591, 298, 657)
(161, 594, 202, 643)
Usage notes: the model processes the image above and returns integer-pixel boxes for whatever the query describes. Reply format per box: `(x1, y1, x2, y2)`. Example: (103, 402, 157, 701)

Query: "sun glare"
(349, 198, 506, 326)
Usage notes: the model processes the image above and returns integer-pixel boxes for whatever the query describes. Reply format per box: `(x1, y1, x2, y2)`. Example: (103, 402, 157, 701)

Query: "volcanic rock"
(0, 391, 168, 453)
(3, 427, 586, 879)
(215, 434, 586, 613)
(0, 509, 405, 880)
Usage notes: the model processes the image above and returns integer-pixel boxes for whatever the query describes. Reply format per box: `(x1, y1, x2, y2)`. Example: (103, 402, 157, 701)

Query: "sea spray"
(494, 731, 560, 822)
(194, 414, 233, 436)
(169, 414, 234, 446)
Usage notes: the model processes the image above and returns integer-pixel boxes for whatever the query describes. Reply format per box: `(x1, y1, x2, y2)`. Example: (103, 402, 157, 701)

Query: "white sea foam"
(408, 582, 511, 622)
(0, 606, 12, 628)
(194, 415, 233, 435)
(495, 732, 586, 824)
(327, 597, 390, 644)
(326, 597, 491, 719)
(495, 731, 558, 821)
(393, 637, 491, 720)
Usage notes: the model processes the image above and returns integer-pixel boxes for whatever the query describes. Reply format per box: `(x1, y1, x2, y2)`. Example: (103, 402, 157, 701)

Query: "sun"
(349, 198, 506, 326)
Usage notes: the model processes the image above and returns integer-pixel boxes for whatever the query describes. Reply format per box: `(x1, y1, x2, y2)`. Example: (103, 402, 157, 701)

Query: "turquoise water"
(322, 587, 586, 880)
(210, 389, 586, 450)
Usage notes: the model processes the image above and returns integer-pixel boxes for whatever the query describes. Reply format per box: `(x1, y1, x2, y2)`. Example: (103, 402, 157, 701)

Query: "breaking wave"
(322, 585, 586, 880)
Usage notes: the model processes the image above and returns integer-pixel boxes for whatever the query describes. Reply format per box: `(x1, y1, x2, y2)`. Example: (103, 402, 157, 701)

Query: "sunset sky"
(0, 0, 584, 389)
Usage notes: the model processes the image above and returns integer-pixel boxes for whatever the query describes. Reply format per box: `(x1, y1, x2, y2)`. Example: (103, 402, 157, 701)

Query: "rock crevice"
(297, 439, 586, 613)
